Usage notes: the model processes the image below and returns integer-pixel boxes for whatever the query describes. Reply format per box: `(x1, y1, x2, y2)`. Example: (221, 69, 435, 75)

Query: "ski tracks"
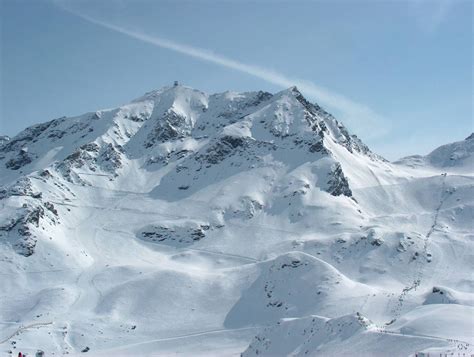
(0, 322, 53, 344)
(389, 173, 454, 322)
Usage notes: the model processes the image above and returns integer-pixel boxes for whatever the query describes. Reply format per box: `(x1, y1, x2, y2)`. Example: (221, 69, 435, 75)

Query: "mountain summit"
(0, 85, 380, 181)
(0, 85, 389, 256)
(0, 86, 473, 356)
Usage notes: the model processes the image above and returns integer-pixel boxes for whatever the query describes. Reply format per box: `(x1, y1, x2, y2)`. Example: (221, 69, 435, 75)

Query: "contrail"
(56, 3, 389, 139)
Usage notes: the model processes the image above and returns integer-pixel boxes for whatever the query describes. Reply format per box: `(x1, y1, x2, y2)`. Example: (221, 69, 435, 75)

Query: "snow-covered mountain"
(395, 133, 473, 171)
(0, 85, 472, 356)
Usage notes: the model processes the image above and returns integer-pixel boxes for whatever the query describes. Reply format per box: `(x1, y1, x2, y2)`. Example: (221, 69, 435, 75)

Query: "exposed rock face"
(145, 111, 193, 148)
(0, 178, 59, 256)
(197, 135, 251, 166)
(139, 223, 215, 246)
(99, 143, 124, 173)
(225, 196, 264, 220)
(5, 148, 33, 170)
(326, 163, 352, 197)
(56, 142, 124, 182)
(308, 139, 328, 154)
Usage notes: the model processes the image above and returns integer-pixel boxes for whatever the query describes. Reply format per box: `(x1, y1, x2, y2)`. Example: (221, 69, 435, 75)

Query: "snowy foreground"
(0, 85, 473, 356)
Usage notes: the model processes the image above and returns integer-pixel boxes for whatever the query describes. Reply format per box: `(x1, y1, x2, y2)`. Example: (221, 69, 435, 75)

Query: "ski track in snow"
(375, 326, 472, 347)
(104, 326, 260, 351)
(389, 173, 453, 322)
(0, 322, 53, 345)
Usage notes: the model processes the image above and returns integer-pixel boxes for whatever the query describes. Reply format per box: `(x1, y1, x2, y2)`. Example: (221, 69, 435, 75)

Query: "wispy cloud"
(414, 0, 454, 33)
(55, 2, 390, 140)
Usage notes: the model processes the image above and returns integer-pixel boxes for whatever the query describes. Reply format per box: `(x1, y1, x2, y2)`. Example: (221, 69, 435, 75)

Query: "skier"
(18, 353, 22, 357)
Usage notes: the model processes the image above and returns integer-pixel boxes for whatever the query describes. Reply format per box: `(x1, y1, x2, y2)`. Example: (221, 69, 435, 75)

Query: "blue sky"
(1, 0, 472, 159)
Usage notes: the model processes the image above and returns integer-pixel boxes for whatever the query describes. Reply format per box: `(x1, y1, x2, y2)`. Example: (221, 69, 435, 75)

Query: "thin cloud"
(55, 2, 390, 140)
(414, 0, 454, 33)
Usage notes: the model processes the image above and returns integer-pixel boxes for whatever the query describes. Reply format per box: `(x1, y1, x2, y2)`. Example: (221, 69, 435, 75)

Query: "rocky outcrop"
(56, 142, 124, 182)
(145, 111, 193, 148)
(139, 222, 216, 246)
(326, 163, 352, 197)
(196, 135, 251, 166)
(0, 178, 59, 256)
(5, 148, 33, 170)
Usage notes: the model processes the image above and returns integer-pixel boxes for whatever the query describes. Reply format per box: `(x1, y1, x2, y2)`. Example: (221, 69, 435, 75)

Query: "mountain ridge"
(395, 133, 474, 171)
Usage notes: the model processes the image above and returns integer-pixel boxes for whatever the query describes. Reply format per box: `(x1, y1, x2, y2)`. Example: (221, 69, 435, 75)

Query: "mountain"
(0, 85, 472, 356)
(395, 133, 473, 171)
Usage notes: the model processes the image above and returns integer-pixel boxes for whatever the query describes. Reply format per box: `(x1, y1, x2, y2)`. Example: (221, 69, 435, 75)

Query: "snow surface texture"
(0, 85, 473, 356)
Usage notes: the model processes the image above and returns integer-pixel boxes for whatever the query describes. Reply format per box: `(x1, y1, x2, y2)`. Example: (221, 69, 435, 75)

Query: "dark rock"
(44, 202, 58, 216)
(39, 169, 53, 178)
(145, 111, 192, 147)
(140, 224, 214, 245)
(326, 163, 352, 197)
(5, 149, 33, 170)
(99, 143, 123, 171)
(198, 135, 249, 166)
(280, 259, 303, 269)
(1, 120, 57, 153)
(47, 130, 67, 140)
(308, 140, 328, 154)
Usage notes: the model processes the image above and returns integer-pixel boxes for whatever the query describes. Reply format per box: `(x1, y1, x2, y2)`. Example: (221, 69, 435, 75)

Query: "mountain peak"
(286, 85, 300, 94)
(276, 85, 305, 100)
(0, 85, 383, 188)
(132, 84, 207, 104)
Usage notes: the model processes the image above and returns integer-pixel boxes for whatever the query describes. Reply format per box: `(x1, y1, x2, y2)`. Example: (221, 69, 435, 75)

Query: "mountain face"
(0, 85, 472, 356)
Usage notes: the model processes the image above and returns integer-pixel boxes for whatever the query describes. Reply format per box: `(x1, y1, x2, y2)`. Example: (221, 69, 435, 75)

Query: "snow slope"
(0, 85, 472, 356)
